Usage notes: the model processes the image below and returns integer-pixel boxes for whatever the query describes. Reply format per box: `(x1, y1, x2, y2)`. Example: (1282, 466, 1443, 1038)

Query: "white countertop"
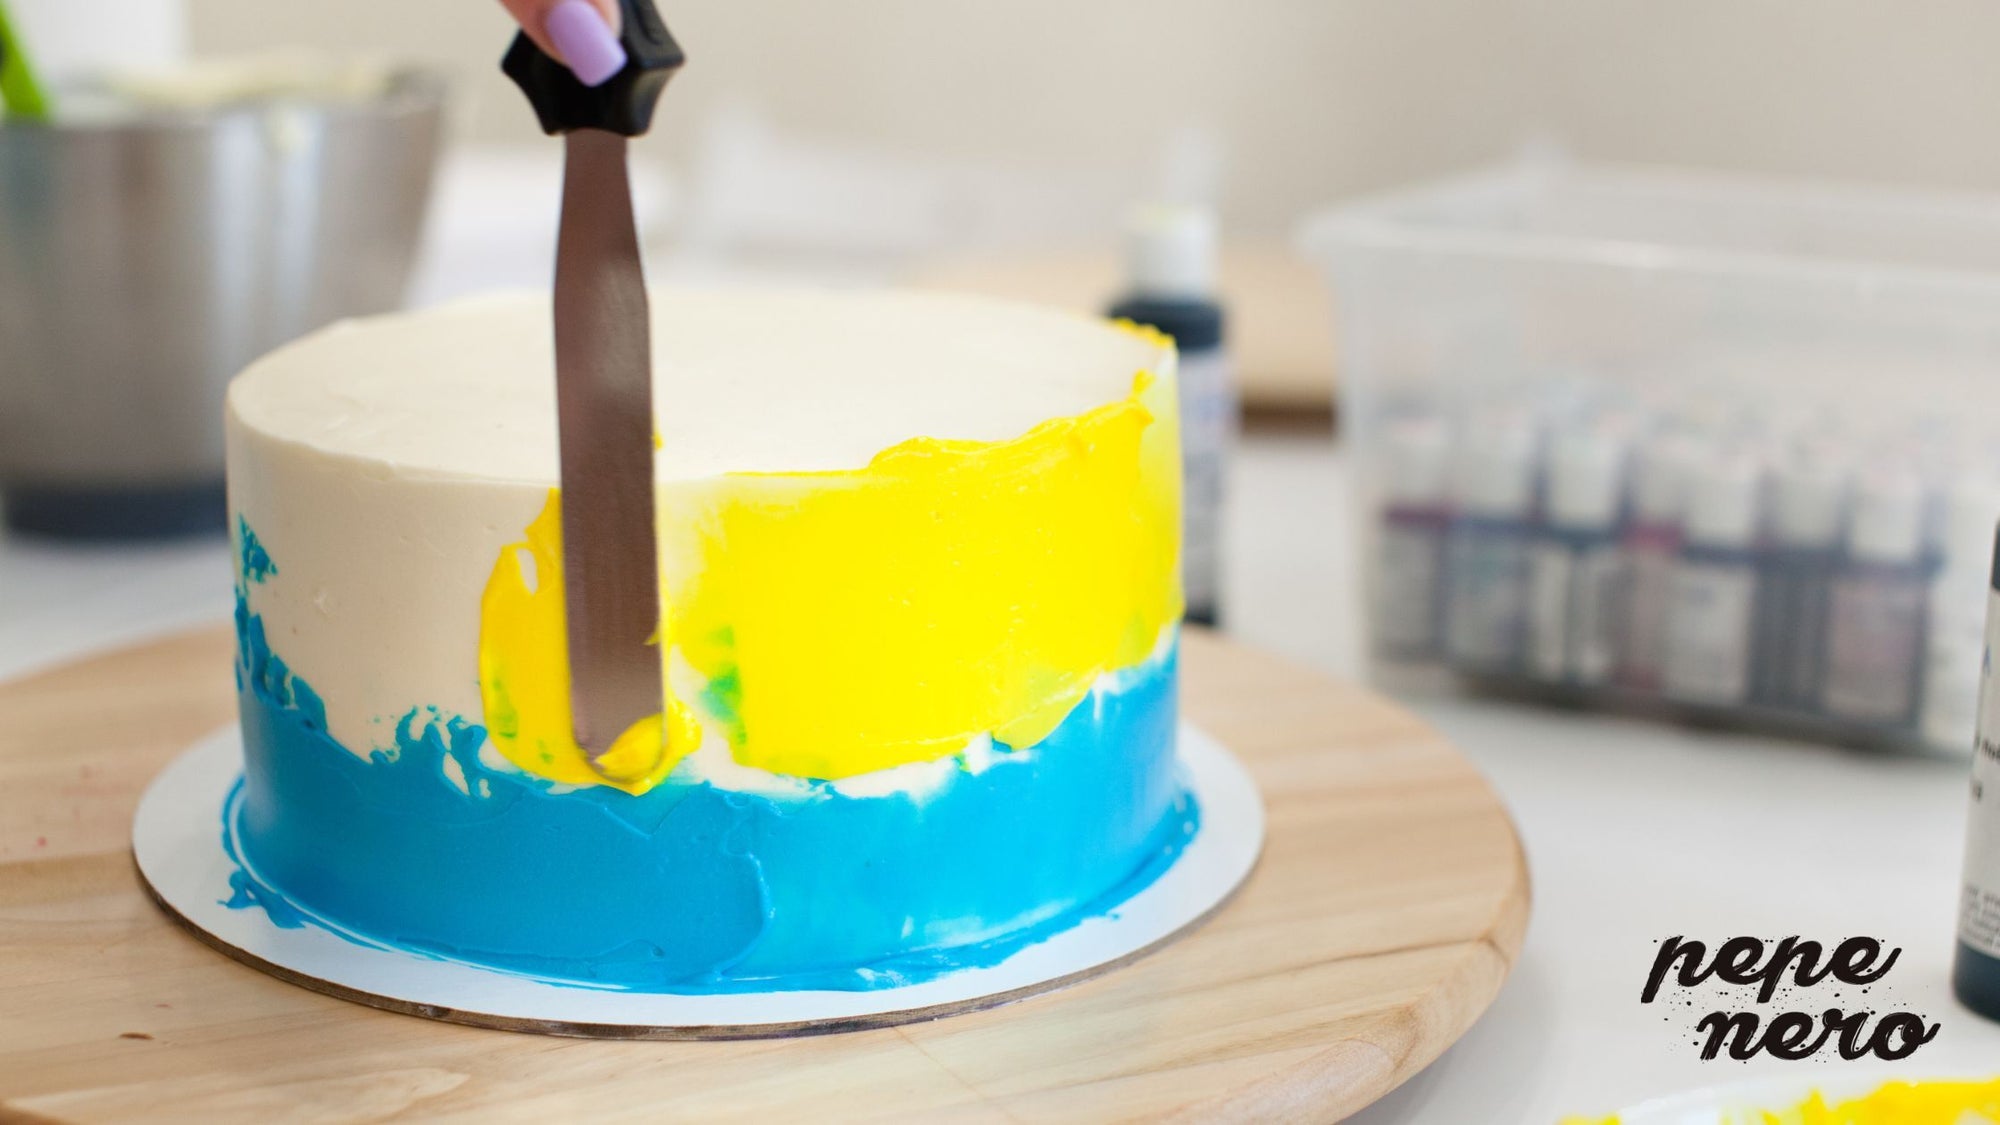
(9, 149, 1998, 1123)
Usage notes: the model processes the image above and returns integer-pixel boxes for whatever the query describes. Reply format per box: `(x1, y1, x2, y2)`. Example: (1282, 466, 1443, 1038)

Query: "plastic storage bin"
(1301, 156, 2000, 753)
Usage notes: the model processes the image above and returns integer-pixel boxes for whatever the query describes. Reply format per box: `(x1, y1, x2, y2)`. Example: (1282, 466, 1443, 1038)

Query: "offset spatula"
(504, 3, 684, 769)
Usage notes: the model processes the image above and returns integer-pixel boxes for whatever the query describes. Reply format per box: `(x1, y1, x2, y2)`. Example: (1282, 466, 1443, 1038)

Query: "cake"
(223, 289, 1195, 991)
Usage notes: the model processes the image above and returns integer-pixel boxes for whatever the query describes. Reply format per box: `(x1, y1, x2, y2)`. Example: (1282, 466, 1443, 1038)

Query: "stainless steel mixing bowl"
(0, 68, 445, 538)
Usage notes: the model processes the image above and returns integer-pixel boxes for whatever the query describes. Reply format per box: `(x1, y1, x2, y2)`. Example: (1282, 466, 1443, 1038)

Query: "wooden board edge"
(1166, 821, 1531, 1121)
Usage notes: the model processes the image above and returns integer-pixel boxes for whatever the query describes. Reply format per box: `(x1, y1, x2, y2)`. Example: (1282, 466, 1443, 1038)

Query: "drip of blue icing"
(221, 812, 306, 930)
(235, 515, 276, 585)
(227, 592, 1197, 993)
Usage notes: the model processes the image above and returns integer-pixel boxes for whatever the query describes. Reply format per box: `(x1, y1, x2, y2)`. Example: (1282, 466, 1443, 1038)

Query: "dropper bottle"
(1619, 430, 1694, 690)
(1528, 425, 1625, 685)
(1752, 449, 1846, 710)
(1924, 475, 2000, 748)
(1372, 414, 1453, 660)
(1953, 522, 2000, 1022)
(1822, 471, 1931, 725)
(1443, 412, 1538, 674)
(1106, 204, 1234, 627)
(1662, 452, 1762, 706)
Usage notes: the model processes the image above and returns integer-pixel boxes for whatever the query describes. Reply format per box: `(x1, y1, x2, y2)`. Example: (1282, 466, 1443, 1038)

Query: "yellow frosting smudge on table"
(477, 365, 1181, 789)
(1560, 1077, 2000, 1125)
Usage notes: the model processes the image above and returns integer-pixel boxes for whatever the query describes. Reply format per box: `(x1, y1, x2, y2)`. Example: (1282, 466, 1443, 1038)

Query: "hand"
(499, 0, 627, 87)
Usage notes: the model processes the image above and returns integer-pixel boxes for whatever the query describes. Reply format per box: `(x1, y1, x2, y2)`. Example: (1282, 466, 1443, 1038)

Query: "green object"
(0, 0, 52, 122)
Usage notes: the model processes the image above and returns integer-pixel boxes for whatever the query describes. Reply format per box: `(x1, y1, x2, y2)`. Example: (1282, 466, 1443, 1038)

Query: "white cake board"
(134, 722, 1264, 1039)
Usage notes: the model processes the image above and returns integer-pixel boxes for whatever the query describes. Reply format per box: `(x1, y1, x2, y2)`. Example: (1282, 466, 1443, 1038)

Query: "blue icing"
(224, 521, 1197, 992)
(235, 515, 276, 585)
(234, 598, 326, 732)
(221, 812, 307, 931)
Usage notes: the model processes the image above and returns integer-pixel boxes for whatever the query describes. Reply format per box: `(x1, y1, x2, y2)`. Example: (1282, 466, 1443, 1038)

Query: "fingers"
(499, 0, 627, 87)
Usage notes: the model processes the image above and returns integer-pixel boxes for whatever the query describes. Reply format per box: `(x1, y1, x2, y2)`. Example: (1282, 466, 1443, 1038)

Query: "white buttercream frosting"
(229, 289, 1155, 483)
(226, 289, 1157, 763)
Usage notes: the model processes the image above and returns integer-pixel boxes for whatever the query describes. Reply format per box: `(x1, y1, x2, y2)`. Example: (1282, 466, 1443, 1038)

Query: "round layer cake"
(223, 289, 1194, 991)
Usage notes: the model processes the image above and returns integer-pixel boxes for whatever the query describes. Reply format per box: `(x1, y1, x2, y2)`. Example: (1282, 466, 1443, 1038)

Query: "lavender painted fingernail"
(545, 0, 626, 87)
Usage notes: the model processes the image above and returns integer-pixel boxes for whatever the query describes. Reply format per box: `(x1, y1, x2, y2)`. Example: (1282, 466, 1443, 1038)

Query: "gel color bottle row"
(1371, 409, 2000, 749)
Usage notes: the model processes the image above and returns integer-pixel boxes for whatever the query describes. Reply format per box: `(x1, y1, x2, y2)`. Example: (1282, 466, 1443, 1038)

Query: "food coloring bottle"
(1822, 473, 1930, 726)
(1619, 432, 1694, 691)
(1443, 415, 1538, 674)
(1528, 426, 1624, 686)
(1372, 415, 1452, 661)
(1107, 204, 1233, 627)
(1924, 478, 2000, 750)
(1662, 454, 1762, 705)
(1752, 451, 1846, 710)
(1953, 520, 2000, 1022)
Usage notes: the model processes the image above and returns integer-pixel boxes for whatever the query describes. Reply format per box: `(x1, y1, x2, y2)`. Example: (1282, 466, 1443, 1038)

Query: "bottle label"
(1771, 563, 1833, 709)
(1445, 528, 1530, 670)
(1621, 538, 1676, 687)
(1177, 349, 1235, 618)
(1531, 542, 1622, 683)
(1822, 576, 1924, 722)
(1662, 561, 1756, 703)
(1571, 543, 1623, 685)
(1528, 543, 1573, 680)
(1374, 520, 1443, 656)
(1958, 588, 2000, 958)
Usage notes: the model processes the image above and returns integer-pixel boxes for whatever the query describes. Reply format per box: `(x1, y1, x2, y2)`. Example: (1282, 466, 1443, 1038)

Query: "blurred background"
(183, 0, 2000, 230)
(19, 0, 2000, 744)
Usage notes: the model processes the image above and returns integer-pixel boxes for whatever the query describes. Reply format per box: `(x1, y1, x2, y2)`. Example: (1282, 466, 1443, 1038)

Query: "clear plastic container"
(1301, 155, 2000, 752)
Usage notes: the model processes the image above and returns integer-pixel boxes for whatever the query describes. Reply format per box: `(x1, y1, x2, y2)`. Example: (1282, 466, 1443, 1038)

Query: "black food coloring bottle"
(1954, 521, 2000, 1021)
(1106, 205, 1234, 627)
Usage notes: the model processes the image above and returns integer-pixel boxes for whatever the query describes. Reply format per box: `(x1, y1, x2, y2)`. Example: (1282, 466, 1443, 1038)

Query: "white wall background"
(170, 0, 2000, 233)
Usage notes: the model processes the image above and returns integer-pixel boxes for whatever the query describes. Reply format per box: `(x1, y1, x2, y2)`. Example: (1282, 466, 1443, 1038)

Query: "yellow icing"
(477, 364, 1181, 789)
(1562, 1077, 2000, 1125)
(477, 498, 700, 794)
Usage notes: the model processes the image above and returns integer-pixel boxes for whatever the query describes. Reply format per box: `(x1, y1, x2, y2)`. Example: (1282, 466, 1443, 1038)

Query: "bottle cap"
(1379, 416, 1451, 508)
(1682, 454, 1761, 548)
(1123, 204, 1218, 301)
(1770, 451, 1846, 548)
(1450, 414, 1537, 517)
(1847, 472, 1927, 564)
(1544, 426, 1623, 531)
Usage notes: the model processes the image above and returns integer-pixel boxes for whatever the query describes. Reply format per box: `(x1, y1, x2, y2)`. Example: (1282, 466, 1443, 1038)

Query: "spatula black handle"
(502, 0, 684, 137)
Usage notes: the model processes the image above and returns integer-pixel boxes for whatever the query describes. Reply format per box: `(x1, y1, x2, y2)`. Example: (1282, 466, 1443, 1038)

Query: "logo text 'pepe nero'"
(1642, 936, 1939, 1061)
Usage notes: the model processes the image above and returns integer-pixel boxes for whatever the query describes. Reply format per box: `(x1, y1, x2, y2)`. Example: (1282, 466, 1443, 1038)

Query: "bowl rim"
(0, 64, 448, 136)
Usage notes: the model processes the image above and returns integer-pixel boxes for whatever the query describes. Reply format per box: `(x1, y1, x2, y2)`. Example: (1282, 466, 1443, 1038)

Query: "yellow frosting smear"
(1561, 1078, 2000, 1125)
(478, 497, 699, 795)
(477, 366, 1181, 787)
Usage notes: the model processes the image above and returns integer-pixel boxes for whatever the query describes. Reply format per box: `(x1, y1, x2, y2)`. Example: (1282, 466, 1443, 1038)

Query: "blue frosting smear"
(234, 515, 276, 584)
(227, 599, 1198, 993)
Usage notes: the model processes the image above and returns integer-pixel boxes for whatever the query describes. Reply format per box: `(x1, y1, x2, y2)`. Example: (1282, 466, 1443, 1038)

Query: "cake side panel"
(226, 401, 547, 755)
(727, 646, 1188, 983)
(649, 355, 1187, 785)
(229, 633, 1186, 990)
